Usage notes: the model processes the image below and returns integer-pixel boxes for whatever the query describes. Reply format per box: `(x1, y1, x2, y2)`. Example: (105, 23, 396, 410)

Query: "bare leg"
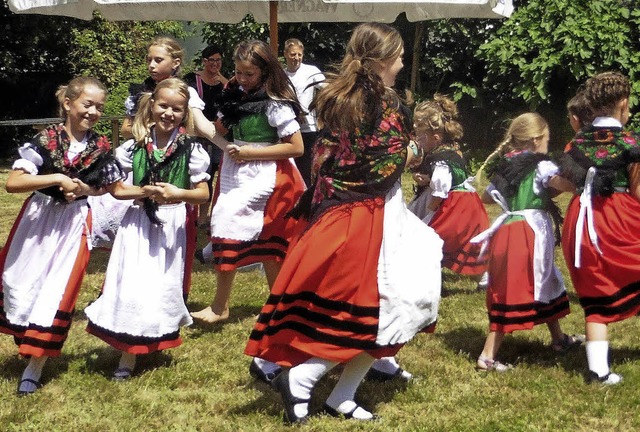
(191, 269, 235, 323)
(479, 330, 504, 361)
(262, 260, 282, 289)
(547, 320, 564, 343)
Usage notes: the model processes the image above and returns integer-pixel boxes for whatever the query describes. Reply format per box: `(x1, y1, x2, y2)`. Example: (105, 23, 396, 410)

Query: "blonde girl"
(0, 77, 123, 394)
(472, 113, 582, 372)
(408, 94, 489, 280)
(85, 78, 210, 380)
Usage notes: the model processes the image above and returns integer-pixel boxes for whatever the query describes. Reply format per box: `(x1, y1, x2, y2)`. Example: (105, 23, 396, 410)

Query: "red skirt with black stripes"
(429, 190, 489, 275)
(245, 198, 405, 367)
(562, 193, 640, 324)
(486, 219, 569, 333)
(210, 159, 305, 271)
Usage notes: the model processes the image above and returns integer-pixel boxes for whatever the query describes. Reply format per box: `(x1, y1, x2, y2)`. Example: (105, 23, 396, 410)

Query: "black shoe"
(323, 403, 378, 420)
(587, 370, 622, 385)
(365, 366, 412, 382)
(272, 369, 309, 424)
(17, 378, 42, 396)
(249, 359, 282, 385)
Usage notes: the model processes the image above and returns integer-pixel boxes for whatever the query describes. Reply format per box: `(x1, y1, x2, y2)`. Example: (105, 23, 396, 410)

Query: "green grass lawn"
(1, 166, 640, 431)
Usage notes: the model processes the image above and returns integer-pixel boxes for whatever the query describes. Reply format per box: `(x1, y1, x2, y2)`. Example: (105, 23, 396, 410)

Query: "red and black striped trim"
(488, 293, 570, 328)
(579, 281, 640, 319)
(86, 321, 182, 354)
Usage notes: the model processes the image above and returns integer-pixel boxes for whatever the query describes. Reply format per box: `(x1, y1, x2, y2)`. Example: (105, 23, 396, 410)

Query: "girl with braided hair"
(471, 113, 583, 372)
(85, 78, 211, 381)
(561, 71, 640, 385)
(245, 23, 442, 423)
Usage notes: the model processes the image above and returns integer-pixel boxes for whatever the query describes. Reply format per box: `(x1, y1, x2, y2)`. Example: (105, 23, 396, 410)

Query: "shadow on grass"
(441, 271, 479, 298)
(437, 324, 640, 379)
(231, 365, 409, 420)
(81, 346, 174, 379)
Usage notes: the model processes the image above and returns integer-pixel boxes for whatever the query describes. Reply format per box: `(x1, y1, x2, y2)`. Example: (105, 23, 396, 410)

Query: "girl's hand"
(142, 185, 162, 198)
(413, 172, 431, 186)
(59, 174, 82, 201)
(71, 178, 107, 197)
(226, 144, 247, 164)
(151, 182, 182, 204)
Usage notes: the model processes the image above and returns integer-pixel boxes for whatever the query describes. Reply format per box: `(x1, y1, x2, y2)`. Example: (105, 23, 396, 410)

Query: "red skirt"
(245, 198, 404, 367)
(562, 193, 640, 324)
(430, 191, 489, 275)
(211, 159, 304, 271)
(487, 219, 569, 333)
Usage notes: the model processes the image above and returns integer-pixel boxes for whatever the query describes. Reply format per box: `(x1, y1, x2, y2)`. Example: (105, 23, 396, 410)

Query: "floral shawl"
(30, 124, 118, 201)
(560, 126, 640, 196)
(291, 96, 412, 221)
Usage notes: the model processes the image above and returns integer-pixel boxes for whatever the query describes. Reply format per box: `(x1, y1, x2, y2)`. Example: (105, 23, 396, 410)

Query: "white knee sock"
(288, 357, 337, 418)
(118, 351, 137, 371)
(326, 353, 375, 419)
(253, 357, 281, 375)
(586, 341, 609, 377)
(21, 356, 48, 381)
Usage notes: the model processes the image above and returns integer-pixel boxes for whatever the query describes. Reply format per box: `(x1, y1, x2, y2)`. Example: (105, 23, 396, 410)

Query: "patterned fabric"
(561, 127, 640, 195)
(412, 145, 467, 197)
(28, 124, 122, 201)
(291, 97, 411, 222)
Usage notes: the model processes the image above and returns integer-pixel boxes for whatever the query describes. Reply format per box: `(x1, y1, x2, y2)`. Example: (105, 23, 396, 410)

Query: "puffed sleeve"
(430, 162, 453, 198)
(115, 139, 137, 173)
(188, 87, 206, 111)
(12, 143, 44, 175)
(266, 101, 300, 138)
(189, 142, 211, 184)
(534, 160, 560, 195)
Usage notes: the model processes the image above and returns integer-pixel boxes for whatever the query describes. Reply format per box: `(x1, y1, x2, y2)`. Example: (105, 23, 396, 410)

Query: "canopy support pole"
(270, 1, 278, 54)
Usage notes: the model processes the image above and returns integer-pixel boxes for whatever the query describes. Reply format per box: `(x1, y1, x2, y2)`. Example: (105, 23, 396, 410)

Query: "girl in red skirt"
(561, 71, 640, 385)
(0, 77, 124, 394)
(245, 23, 442, 423)
(472, 113, 582, 372)
(190, 40, 305, 329)
(408, 94, 489, 281)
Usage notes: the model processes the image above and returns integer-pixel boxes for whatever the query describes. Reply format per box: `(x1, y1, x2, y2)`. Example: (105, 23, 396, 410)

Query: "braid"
(474, 138, 510, 183)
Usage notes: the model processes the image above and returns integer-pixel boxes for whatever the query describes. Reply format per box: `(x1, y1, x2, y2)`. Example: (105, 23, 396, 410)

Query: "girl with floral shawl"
(0, 77, 124, 394)
(245, 23, 443, 424)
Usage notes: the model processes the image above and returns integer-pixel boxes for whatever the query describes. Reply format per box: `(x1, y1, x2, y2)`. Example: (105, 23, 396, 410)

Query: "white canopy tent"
(8, 0, 512, 22)
(8, 0, 513, 53)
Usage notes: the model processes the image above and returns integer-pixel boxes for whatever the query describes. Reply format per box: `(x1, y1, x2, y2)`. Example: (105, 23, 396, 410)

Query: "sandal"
(551, 334, 586, 353)
(476, 356, 513, 372)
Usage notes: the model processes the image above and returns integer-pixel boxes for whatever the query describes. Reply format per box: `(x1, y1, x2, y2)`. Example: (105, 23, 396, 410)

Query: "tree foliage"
(478, 0, 640, 112)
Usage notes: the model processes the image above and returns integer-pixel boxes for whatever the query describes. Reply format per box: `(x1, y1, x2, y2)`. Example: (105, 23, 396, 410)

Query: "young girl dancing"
(561, 71, 640, 385)
(471, 113, 583, 372)
(245, 23, 443, 423)
(408, 94, 489, 282)
(84, 78, 211, 380)
(0, 77, 124, 394)
(190, 40, 305, 328)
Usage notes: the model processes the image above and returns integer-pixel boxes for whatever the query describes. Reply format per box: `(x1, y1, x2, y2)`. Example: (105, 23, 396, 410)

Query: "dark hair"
(567, 90, 594, 127)
(584, 71, 630, 117)
(233, 40, 301, 109)
(202, 44, 223, 59)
